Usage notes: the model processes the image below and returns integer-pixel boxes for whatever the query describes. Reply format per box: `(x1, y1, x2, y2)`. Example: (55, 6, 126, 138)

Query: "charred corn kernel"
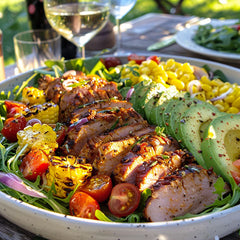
(22, 87, 46, 105)
(45, 155, 92, 198)
(17, 123, 57, 155)
(227, 107, 239, 114)
(168, 79, 185, 91)
(201, 84, 212, 92)
(232, 96, 240, 108)
(23, 102, 59, 124)
(205, 91, 215, 99)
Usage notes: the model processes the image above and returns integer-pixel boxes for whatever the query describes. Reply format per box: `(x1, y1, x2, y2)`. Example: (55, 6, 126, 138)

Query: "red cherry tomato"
(4, 100, 27, 118)
(127, 54, 146, 65)
(1, 116, 27, 142)
(69, 191, 100, 219)
(78, 175, 112, 202)
(108, 183, 141, 217)
(233, 159, 240, 169)
(103, 57, 121, 70)
(231, 171, 240, 185)
(19, 149, 50, 181)
(147, 55, 161, 64)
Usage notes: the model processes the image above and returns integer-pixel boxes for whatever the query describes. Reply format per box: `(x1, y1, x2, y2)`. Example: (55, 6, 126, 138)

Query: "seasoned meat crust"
(113, 135, 180, 184)
(144, 164, 219, 221)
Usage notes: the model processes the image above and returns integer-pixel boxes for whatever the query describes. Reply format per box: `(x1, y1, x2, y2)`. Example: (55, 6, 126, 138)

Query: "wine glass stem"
(81, 46, 85, 59)
(116, 18, 121, 50)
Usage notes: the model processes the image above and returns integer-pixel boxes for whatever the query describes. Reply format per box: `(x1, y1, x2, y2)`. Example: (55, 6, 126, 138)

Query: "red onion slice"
(126, 87, 134, 101)
(210, 88, 233, 102)
(68, 117, 88, 132)
(26, 118, 42, 127)
(0, 172, 46, 198)
(62, 79, 79, 91)
(188, 80, 202, 96)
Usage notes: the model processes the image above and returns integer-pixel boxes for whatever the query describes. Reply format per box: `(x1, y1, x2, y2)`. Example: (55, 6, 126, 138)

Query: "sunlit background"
(0, 0, 240, 66)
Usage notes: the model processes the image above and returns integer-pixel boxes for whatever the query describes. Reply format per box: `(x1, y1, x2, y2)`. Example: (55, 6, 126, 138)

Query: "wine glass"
(110, 0, 137, 53)
(43, 0, 110, 59)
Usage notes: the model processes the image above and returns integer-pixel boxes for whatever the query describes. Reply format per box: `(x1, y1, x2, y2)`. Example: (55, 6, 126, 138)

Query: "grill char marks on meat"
(71, 99, 133, 121)
(144, 164, 219, 221)
(61, 107, 145, 157)
(93, 127, 156, 175)
(79, 122, 151, 163)
(136, 149, 195, 191)
(59, 77, 122, 124)
(113, 135, 180, 184)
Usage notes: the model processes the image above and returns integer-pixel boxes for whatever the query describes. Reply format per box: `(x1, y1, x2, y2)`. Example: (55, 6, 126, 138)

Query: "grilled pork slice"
(71, 99, 133, 121)
(80, 122, 152, 163)
(59, 78, 122, 124)
(93, 127, 156, 175)
(61, 108, 144, 156)
(136, 150, 195, 191)
(144, 164, 219, 222)
(113, 135, 180, 184)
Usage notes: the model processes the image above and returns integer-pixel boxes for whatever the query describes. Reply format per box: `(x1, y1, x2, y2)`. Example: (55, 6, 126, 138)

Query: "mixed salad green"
(193, 22, 240, 53)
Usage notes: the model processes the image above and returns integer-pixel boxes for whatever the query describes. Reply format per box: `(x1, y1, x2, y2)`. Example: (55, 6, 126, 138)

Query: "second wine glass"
(43, 0, 110, 59)
(111, 0, 137, 53)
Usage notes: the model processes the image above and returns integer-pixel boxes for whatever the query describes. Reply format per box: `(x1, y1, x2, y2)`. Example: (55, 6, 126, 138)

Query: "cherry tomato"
(49, 123, 67, 145)
(127, 54, 146, 65)
(19, 149, 50, 181)
(69, 191, 100, 220)
(1, 116, 27, 142)
(4, 100, 27, 118)
(103, 57, 121, 70)
(147, 55, 161, 64)
(231, 171, 240, 185)
(108, 183, 141, 217)
(233, 159, 240, 169)
(78, 175, 112, 202)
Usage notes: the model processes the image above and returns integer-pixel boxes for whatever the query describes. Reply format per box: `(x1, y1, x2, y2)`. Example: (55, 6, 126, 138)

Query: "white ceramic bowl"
(1, 54, 240, 240)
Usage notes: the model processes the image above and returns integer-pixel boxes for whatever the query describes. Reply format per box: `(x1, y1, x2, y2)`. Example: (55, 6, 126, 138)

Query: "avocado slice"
(201, 114, 240, 183)
(178, 102, 223, 168)
(141, 83, 166, 119)
(169, 98, 199, 141)
(130, 80, 151, 110)
(151, 86, 179, 127)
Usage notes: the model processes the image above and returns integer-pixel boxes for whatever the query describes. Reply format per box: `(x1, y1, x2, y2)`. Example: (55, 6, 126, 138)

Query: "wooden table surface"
(1, 13, 240, 240)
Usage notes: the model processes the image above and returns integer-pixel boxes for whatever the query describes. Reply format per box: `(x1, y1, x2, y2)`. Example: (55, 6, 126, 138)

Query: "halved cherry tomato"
(19, 149, 50, 181)
(49, 123, 67, 145)
(127, 54, 146, 65)
(4, 100, 27, 118)
(78, 175, 112, 202)
(108, 183, 140, 217)
(1, 116, 27, 142)
(147, 55, 161, 64)
(103, 57, 121, 70)
(69, 191, 100, 219)
(233, 159, 240, 169)
(231, 170, 240, 185)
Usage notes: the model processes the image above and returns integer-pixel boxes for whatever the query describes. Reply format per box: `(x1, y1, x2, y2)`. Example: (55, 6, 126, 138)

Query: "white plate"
(175, 19, 240, 62)
(1, 54, 240, 240)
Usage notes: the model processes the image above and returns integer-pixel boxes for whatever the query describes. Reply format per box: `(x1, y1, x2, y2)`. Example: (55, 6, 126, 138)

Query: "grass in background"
(0, 0, 240, 66)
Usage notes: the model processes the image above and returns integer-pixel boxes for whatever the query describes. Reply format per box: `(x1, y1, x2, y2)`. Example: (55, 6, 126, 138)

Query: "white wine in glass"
(44, 0, 110, 59)
(111, 0, 137, 52)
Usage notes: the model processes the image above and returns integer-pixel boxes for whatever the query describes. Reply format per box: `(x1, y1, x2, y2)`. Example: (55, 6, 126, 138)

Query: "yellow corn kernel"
(182, 63, 194, 73)
(219, 84, 231, 94)
(232, 96, 240, 108)
(227, 107, 239, 114)
(201, 83, 212, 92)
(168, 79, 185, 91)
(214, 103, 225, 112)
(205, 91, 215, 99)
(23, 102, 59, 124)
(22, 87, 46, 105)
(167, 71, 177, 79)
(224, 94, 235, 103)
(194, 92, 206, 101)
(200, 76, 212, 85)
